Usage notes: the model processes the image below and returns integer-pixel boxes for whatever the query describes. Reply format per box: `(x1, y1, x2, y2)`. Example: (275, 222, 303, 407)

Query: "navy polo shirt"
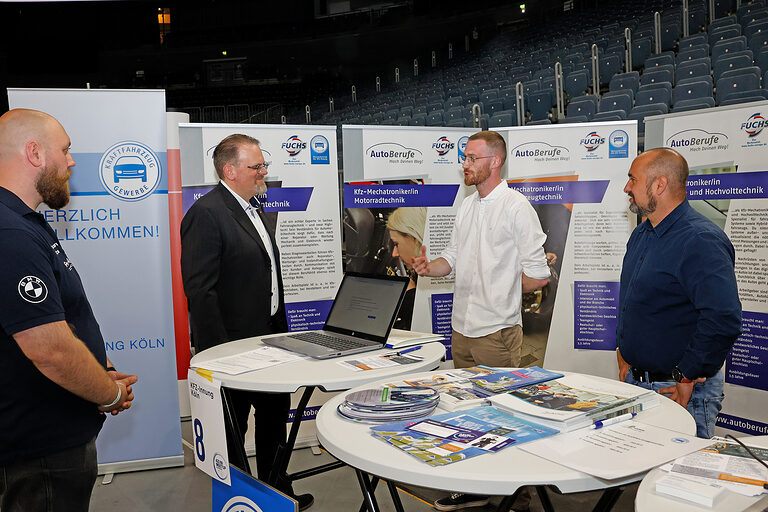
(616, 200, 742, 379)
(0, 186, 106, 465)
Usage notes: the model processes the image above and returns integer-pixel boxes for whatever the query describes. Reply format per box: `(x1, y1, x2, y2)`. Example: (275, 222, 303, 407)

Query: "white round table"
(316, 369, 696, 512)
(635, 436, 768, 512)
(190, 337, 446, 489)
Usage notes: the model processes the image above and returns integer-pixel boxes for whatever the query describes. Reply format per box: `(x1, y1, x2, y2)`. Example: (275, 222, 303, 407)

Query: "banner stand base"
(98, 455, 184, 475)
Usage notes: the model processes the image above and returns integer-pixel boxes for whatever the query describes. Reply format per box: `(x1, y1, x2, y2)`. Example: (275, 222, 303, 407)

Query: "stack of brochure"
(337, 386, 439, 424)
(489, 373, 659, 432)
(370, 406, 559, 466)
(469, 366, 564, 397)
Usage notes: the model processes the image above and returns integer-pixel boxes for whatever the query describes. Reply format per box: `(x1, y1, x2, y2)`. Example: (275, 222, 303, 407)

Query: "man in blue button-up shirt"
(616, 147, 741, 438)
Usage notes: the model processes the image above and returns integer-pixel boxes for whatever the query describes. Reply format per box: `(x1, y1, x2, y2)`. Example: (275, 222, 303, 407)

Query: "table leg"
(591, 486, 624, 512)
(386, 480, 406, 512)
(535, 485, 556, 512)
(358, 476, 379, 512)
(355, 469, 381, 512)
(495, 488, 523, 512)
(268, 386, 316, 487)
(221, 387, 250, 475)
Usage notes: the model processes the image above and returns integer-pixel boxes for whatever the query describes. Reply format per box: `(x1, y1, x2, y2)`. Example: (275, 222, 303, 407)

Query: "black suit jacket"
(181, 183, 288, 352)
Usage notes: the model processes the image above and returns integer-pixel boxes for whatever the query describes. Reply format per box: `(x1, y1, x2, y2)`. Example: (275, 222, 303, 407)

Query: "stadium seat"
(592, 110, 627, 121)
(641, 66, 675, 86)
(673, 97, 717, 112)
(661, 20, 681, 51)
(738, 2, 767, 21)
(710, 25, 742, 47)
(677, 75, 714, 87)
(636, 87, 672, 108)
(489, 112, 516, 127)
(712, 36, 748, 62)
(444, 108, 464, 123)
(444, 97, 464, 110)
(672, 79, 714, 105)
(560, 115, 589, 123)
(527, 119, 552, 125)
(756, 47, 768, 73)
(631, 37, 653, 69)
(599, 54, 623, 86)
(679, 33, 708, 50)
(609, 72, 640, 94)
(566, 94, 598, 120)
(677, 58, 712, 82)
(398, 106, 413, 119)
(677, 45, 710, 64)
(631, 103, 669, 115)
(638, 81, 673, 95)
(750, 32, 768, 56)
(522, 79, 541, 95)
(485, 99, 505, 115)
(744, 20, 768, 41)
(480, 89, 499, 103)
(645, 53, 675, 69)
(709, 15, 738, 33)
(446, 118, 464, 127)
(408, 114, 427, 126)
(528, 90, 554, 121)
(714, 55, 754, 83)
(720, 65, 762, 82)
(426, 111, 444, 126)
(719, 89, 768, 105)
(599, 93, 632, 115)
(688, 7, 707, 34)
(427, 102, 443, 113)
(741, 7, 768, 27)
(565, 71, 590, 98)
(716, 73, 761, 104)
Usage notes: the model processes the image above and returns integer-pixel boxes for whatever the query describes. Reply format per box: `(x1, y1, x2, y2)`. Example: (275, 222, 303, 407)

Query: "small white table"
(316, 370, 697, 512)
(190, 337, 446, 488)
(635, 435, 768, 512)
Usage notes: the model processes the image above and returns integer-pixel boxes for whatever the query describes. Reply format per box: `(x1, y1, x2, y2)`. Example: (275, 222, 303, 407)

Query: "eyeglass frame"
(462, 155, 495, 164)
(247, 161, 271, 171)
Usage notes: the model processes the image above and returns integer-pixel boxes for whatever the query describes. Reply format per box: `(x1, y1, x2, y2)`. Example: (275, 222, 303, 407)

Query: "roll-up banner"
(8, 89, 183, 472)
(342, 125, 477, 358)
(491, 122, 638, 377)
(178, 123, 343, 445)
(646, 102, 768, 438)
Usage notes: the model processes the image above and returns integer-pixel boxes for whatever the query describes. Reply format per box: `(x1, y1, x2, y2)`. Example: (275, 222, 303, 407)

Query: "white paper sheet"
(192, 346, 306, 375)
(519, 420, 711, 480)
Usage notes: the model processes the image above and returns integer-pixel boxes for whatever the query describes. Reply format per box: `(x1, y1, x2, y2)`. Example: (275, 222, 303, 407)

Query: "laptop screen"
(323, 273, 409, 341)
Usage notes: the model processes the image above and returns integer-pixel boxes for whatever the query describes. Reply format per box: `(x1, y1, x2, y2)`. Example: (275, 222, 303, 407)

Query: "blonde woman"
(386, 207, 426, 330)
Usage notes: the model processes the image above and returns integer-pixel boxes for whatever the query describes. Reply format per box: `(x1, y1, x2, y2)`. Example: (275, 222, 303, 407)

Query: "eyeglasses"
(463, 155, 494, 164)
(247, 162, 271, 171)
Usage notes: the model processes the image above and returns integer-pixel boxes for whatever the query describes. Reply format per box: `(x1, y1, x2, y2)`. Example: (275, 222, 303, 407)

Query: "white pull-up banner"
(8, 88, 183, 472)
(647, 101, 768, 438)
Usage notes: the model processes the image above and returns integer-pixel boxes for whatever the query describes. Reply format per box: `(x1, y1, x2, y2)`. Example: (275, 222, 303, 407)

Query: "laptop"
(262, 272, 410, 359)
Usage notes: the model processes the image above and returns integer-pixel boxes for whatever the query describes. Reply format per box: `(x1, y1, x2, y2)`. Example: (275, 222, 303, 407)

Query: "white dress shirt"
(440, 180, 549, 337)
(221, 181, 279, 315)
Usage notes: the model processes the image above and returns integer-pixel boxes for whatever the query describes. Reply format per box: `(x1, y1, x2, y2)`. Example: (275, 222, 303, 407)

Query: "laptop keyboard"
(289, 332, 369, 351)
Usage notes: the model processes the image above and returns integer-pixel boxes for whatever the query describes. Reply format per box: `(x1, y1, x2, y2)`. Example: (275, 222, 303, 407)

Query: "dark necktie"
(249, 196, 263, 213)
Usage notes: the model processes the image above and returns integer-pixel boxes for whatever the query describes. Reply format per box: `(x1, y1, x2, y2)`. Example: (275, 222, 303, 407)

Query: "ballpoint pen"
(397, 346, 422, 356)
(591, 412, 636, 429)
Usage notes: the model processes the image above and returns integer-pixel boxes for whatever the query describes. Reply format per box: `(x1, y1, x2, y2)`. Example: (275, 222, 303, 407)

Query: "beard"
(464, 165, 490, 187)
(255, 180, 268, 196)
(628, 185, 657, 217)
(36, 164, 72, 210)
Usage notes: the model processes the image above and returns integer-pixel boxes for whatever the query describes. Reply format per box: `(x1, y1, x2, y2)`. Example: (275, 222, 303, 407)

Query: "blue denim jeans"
(624, 368, 724, 439)
(0, 437, 97, 512)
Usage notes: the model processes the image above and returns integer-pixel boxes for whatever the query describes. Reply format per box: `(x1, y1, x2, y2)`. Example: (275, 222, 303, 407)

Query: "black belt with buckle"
(630, 367, 674, 383)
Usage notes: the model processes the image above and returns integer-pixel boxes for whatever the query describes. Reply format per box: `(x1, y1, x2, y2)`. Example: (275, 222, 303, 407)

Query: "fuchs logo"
(580, 132, 605, 151)
(742, 113, 766, 138)
(432, 136, 455, 156)
(99, 141, 162, 202)
(665, 129, 728, 148)
(281, 135, 307, 156)
(458, 136, 469, 163)
(366, 142, 423, 160)
(510, 141, 569, 159)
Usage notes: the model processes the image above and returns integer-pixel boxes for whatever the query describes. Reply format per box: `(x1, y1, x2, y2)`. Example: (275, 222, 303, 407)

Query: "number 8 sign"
(188, 368, 231, 485)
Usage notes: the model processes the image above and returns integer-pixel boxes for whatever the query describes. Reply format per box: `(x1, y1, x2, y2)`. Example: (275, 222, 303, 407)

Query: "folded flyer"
(370, 406, 558, 466)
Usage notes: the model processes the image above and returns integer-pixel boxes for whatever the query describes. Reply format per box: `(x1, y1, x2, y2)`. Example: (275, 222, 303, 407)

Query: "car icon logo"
(113, 155, 147, 183)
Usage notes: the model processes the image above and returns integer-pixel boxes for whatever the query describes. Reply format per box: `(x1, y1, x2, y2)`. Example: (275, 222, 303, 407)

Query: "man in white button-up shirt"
(415, 131, 550, 512)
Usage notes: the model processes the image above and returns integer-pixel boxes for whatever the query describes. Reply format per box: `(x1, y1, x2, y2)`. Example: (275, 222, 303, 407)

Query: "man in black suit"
(180, 134, 312, 510)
